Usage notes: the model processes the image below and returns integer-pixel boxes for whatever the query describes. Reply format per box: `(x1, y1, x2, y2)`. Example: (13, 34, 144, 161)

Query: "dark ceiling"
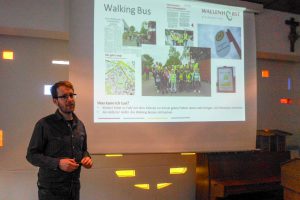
(241, 0, 300, 15)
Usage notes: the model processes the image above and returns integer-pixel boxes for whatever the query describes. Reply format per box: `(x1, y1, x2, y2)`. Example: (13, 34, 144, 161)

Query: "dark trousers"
(38, 181, 80, 200)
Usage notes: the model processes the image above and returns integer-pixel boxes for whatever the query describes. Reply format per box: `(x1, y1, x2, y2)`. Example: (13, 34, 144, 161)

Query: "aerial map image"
(105, 59, 135, 95)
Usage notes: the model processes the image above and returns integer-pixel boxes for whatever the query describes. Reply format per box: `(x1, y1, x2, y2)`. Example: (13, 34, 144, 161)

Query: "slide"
(94, 0, 245, 123)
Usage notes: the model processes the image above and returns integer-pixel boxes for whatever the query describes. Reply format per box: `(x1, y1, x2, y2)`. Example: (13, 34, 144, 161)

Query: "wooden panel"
(196, 154, 210, 200)
(281, 158, 300, 192)
(196, 151, 290, 200)
(207, 151, 288, 180)
(284, 188, 300, 200)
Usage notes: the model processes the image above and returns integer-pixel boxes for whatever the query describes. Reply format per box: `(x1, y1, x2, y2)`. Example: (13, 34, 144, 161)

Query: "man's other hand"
(59, 158, 79, 172)
(81, 156, 93, 169)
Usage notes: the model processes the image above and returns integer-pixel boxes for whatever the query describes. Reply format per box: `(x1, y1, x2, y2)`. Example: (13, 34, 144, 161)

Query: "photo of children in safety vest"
(142, 47, 211, 96)
(165, 29, 193, 47)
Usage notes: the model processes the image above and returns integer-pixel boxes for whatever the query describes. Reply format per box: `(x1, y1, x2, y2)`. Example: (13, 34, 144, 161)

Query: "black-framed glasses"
(56, 93, 77, 100)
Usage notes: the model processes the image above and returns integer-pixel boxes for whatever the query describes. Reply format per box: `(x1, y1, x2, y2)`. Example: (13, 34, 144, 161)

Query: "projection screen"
(69, 0, 257, 153)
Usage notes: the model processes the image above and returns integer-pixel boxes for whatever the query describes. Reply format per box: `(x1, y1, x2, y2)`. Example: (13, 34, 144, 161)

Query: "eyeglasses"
(56, 93, 77, 100)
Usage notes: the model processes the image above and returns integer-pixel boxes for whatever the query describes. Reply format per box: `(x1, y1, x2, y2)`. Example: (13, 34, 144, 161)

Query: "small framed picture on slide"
(217, 66, 235, 93)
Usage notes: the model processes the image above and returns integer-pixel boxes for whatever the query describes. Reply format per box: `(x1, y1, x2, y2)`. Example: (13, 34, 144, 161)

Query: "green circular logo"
(215, 31, 224, 41)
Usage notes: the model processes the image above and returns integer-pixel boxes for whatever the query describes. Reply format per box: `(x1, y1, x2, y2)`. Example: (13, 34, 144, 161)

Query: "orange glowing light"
(280, 98, 292, 104)
(3, 51, 14, 60)
(0, 130, 3, 147)
(261, 70, 269, 78)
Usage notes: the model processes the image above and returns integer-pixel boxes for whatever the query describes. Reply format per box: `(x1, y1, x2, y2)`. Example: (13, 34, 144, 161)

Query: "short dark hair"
(51, 81, 74, 98)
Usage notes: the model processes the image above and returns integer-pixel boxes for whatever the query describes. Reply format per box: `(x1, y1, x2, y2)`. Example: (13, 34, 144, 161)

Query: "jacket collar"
(54, 109, 78, 127)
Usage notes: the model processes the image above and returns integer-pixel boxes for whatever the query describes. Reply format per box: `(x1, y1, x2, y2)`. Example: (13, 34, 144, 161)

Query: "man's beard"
(58, 102, 75, 114)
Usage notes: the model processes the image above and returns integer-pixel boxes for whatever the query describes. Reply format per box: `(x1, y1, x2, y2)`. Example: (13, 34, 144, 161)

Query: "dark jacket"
(26, 110, 90, 184)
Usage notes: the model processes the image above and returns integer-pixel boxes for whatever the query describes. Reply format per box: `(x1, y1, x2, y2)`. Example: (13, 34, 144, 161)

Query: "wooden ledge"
(257, 51, 300, 63)
(0, 27, 68, 41)
(212, 176, 280, 187)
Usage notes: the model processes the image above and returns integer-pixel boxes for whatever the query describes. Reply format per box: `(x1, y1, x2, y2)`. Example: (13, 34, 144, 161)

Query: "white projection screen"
(69, 0, 257, 153)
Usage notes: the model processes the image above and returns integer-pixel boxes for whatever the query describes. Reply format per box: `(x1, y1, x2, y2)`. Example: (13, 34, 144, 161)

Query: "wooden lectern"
(196, 151, 290, 200)
(281, 158, 300, 200)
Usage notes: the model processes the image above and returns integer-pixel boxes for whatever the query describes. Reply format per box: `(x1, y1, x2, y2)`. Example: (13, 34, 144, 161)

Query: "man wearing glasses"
(26, 81, 93, 200)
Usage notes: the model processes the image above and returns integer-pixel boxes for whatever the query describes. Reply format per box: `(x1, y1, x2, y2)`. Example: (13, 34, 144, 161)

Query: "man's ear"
(53, 98, 58, 106)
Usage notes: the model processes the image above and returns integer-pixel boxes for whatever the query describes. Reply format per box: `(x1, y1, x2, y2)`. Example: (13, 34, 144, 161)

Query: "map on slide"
(105, 59, 135, 95)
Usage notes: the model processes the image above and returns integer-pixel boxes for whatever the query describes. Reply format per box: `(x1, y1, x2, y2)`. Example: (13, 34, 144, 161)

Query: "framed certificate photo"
(217, 66, 235, 93)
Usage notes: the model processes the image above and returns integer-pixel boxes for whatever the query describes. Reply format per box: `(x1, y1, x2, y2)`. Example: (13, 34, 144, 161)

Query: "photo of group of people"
(141, 47, 211, 96)
(122, 20, 156, 47)
(165, 29, 193, 47)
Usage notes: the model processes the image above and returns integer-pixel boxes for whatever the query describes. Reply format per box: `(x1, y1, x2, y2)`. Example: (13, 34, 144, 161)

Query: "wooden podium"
(281, 158, 300, 200)
(196, 151, 290, 200)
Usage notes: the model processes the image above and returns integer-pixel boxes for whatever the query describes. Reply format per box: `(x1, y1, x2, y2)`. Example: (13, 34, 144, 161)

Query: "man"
(26, 81, 93, 200)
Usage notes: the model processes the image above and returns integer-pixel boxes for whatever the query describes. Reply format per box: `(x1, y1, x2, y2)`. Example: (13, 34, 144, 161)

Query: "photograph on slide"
(141, 46, 211, 97)
(198, 24, 242, 59)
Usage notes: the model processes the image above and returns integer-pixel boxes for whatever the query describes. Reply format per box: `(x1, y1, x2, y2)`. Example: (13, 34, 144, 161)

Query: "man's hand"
(59, 158, 79, 172)
(81, 156, 93, 169)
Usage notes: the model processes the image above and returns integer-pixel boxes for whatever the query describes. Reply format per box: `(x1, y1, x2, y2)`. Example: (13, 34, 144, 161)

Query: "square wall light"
(44, 85, 52, 95)
(261, 70, 269, 78)
(2, 51, 14, 60)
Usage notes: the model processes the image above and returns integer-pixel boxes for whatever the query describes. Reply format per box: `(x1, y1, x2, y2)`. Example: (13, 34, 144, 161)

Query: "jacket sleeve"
(82, 124, 91, 158)
(26, 121, 60, 170)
